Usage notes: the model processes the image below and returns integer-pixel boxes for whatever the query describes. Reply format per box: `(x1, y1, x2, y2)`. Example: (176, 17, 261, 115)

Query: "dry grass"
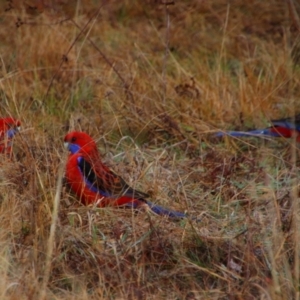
(0, 0, 300, 299)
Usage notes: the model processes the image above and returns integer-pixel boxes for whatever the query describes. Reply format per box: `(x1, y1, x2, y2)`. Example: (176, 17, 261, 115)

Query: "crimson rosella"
(64, 131, 186, 218)
(216, 114, 300, 142)
(0, 117, 21, 155)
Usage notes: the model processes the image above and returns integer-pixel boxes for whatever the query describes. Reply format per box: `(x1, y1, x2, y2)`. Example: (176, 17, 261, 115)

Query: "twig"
(162, 3, 171, 105)
(42, 5, 104, 105)
(39, 156, 66, 300)
(70, 19, 134, 102)
(287, 0, 300, 32)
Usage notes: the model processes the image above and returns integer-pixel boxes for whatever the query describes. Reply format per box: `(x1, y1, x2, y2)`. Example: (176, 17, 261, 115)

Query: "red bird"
(216, 114, 300, 142)
(64, 131, 186, 218)
(0, 117, 21, 155)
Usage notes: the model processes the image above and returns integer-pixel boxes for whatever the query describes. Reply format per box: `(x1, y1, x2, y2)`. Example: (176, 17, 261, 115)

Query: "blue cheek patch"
(7, 129, 17, 139)
(69, 143, 81, 154)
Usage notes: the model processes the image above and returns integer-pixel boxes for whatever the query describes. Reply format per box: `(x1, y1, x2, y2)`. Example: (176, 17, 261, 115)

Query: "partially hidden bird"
(64, 131, 187, 218)
(0, 117, 21, 155)
(215, 114, 300, 142)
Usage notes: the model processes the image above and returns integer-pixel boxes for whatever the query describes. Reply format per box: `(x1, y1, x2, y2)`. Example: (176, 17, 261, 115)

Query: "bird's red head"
(4, 118, 21, 127)
(64, 131, 97, 154)
(0, 117, 21, 128)
(0, 117, 21, 138)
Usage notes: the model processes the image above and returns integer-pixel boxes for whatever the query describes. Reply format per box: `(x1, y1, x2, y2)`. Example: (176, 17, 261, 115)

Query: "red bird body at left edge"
(0, 117, 21, 155)
(64, 131, 187, 218)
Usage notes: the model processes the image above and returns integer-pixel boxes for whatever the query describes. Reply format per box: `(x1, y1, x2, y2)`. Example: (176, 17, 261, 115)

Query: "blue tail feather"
(146, 201, 186, 218)
(125, 200, 186, 218)
(215, 128, 281, 138)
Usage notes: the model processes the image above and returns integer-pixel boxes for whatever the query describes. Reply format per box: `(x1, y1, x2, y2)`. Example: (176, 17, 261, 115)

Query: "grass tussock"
(0, 0, 300, 299)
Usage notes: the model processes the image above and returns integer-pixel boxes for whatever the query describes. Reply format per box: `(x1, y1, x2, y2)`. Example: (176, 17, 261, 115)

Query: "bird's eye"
(71, 137, 77, 142)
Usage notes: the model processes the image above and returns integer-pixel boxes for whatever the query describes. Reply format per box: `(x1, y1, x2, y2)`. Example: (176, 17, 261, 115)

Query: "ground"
(0, 0, 300, 299)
